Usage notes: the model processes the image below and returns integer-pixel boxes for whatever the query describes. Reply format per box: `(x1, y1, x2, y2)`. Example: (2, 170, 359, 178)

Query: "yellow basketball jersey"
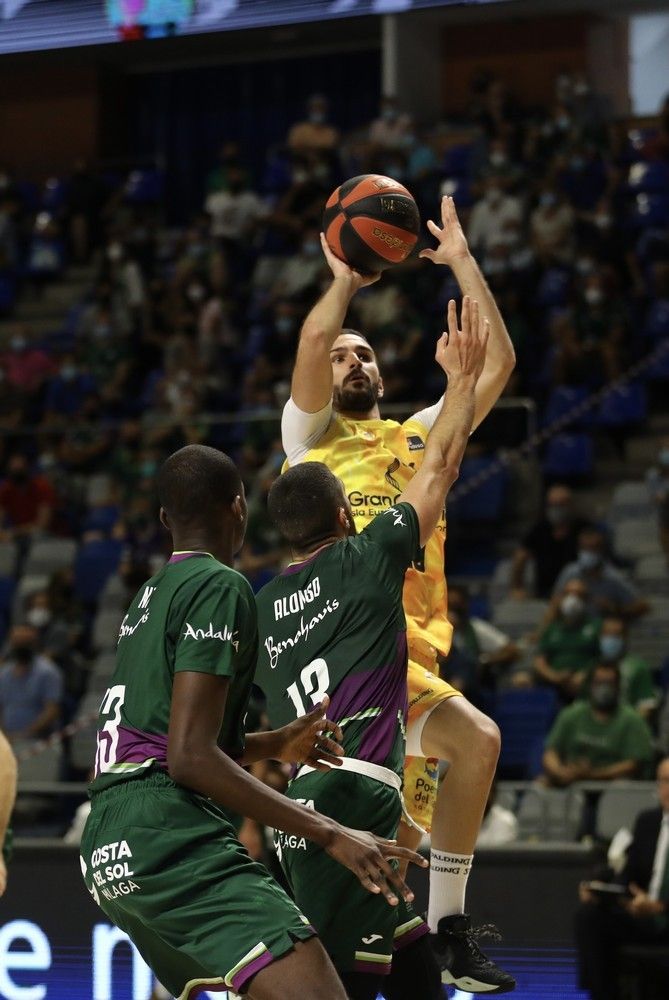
(286, 412, 452, 658)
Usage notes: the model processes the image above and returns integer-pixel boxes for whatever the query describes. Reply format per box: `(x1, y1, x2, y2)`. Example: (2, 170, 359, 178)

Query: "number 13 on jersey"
(286, 659, 330, 717)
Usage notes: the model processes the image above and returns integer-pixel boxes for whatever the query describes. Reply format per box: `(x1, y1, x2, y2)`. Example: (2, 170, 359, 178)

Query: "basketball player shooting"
(281, 195, 516, 993)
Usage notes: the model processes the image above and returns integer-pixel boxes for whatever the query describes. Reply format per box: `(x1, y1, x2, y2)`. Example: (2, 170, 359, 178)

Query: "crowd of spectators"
(0, 72, 667, 843)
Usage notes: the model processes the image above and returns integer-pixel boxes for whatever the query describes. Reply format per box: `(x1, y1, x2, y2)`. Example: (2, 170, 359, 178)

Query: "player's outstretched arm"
(289, 235, 379, 414)
(420, 195, 515, 431)
(168, 670, 426, 905)
(399, 296, 488, 546)
(0, 728, 17, 897)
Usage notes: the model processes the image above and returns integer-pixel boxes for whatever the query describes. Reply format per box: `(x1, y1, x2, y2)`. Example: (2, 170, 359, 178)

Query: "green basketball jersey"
(90, 552, 258, 792)
(255, 503, 419, 779)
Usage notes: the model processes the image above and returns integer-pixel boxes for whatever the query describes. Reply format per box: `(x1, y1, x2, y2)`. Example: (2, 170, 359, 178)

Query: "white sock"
(427, 849, 474, 930)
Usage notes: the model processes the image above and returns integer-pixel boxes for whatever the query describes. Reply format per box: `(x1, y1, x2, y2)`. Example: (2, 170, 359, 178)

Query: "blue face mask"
(599, 635, 624, 661)
(578, 549, 601, 571)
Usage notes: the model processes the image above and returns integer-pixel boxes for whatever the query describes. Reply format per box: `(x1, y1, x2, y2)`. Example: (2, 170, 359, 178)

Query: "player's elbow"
(167, 742, 204, 789)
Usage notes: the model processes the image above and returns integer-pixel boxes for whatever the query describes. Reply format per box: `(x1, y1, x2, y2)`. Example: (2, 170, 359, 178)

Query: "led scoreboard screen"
(0, 0, 508, 54)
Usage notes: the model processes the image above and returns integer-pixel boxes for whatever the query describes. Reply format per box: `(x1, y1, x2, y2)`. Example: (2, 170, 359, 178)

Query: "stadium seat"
(543, 432, 594, 479)
(609, 481, 654, 523)
(491, 688, 559, 778)
(644, 299, 669, 341)
(543, 386, 592, 430)
(595, 782, 657, 841)
(23, 538, 77, 577)
(636, 554, 669, 595)
(0, 542, 16, 576)
(90, 652, 118, 686)
(631, 598, 669, 662)
(449, 456, 508, 522)
(441, 143, 473, 177)
(492, 598, 548, 640)
(74, 539, 123, 604)
(14, 739, 63, 783)
(69, 691, 105, 773)
(12, 574, 49, 616)
(596, 383, 648, 427)
(91, 608, 125, 651)
(613, 518, 659, 560)
(535, 268, 570, 308)
(516, 785, 585, 841)
(82, 505, 120, 535)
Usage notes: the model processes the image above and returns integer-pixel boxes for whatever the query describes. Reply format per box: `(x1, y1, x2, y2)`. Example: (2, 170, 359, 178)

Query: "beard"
(333, 375, 380, 414)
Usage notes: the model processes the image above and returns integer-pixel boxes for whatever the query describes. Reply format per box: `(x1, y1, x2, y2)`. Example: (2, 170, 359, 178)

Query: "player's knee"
(474, 713, 501, 771)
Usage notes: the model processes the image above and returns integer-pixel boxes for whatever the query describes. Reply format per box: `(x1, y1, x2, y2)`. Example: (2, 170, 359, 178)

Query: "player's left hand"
(276, 695, 344, 771)
(624, 883, 665, 918)
(419, 195, 470, 266)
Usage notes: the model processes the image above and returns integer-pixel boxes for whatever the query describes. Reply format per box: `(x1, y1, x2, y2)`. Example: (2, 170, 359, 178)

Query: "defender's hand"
(435, 295, 489, 381)
(320, 233, 381, 290)
(276, 695, 344, 771)
(419, 196, 470, 266)
(325, 826, 428, 905)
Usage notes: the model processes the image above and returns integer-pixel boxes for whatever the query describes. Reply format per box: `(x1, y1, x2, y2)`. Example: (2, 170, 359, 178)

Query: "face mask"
(187, 243, 207, 260)
(106, 243, 123, 263)
(556, 115, 571, 131)
(11, 336, 26, 352)
(140, 461, 157, 478)
(540, 193, 557, 209)
(61, 365, 77, 382)
(576, 257, 594, 276)
(594, 214, 612, 230)
(93, 323, 111, 339)
(293, 170, 308, 185)
(309, 111, 325, 125)
(302, 240, 320, 258)
(578, 549, 601, 570)
(585, 287, 603, 306)
(546, 504, 569, 525)
(27, 607, 51, 628)
(590, 682, 618, 713)
(275, 316, 294, 335)
(560, 593, 585, 619)
(599, 635, 624, 661)
(186, 284, 206, 303)
(490, 151, 507, 167)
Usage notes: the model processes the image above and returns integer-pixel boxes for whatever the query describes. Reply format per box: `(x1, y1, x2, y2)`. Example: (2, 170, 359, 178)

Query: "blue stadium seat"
(543, 385, 592, 430)
(442, 143, 473, 178)
(124, 169, 164, 204)
(83, 505, 120, 535)
(628, 161, 669, 195)
(450, 456, 507, 522)
(41, 177, 68, 212)
(74, 539, 123, 605)
(535, 268, 570, 308)
(644, 300, 669, 341)
(492, 688, 559, 778)
(634, 194, 669, 229)
(596, 383, 647, 427)
(543, 432, 594, 478)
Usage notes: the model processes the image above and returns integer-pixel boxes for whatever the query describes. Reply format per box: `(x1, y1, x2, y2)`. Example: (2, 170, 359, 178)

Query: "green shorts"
(80, 771, 315, 999)
(276, 768, 428, 978)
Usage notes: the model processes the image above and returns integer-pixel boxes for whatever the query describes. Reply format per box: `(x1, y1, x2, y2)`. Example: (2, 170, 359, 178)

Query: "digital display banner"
(0, 841, 589, 999)
(0, 0, 508, 55)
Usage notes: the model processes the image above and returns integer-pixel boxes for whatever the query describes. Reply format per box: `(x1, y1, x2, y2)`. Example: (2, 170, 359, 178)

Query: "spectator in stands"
(466, 174, 523, 267)
(530, 186, 575, 265)
(542, 662, 654, 788)
(510, 484, 590, 598)
(23, 589, 87, 708)
(268, 226, 325, 304)
(553, 526, 649, 620)
(442, 584, 519, 697)
(477, 780, 519, 847)
(1, 326, 54, 395)
(368, 95, 412, 151)
(205, 141, 250, 196)
(534, 578, 600, 701)
(574, 755, 669, 1000)
(0, 624, 63, 742)
(43, 355, 97, 422)
(596, 615, 658, 720)
(0, 454, 56, 544)
(647, 440, 669, 564)
(287, 93, 339, 154)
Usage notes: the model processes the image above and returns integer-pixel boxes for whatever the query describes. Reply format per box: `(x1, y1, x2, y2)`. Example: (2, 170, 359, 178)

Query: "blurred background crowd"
(1, 67, 668, 854)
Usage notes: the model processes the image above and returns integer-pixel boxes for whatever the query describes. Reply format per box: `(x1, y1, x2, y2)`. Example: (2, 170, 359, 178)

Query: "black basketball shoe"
(429, 913, 516, 993)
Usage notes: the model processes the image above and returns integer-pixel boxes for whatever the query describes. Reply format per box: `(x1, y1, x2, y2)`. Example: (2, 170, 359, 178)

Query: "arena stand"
(1, 73, 668, 860)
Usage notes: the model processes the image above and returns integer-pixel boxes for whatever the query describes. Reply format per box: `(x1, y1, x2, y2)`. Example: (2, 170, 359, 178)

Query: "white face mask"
(26, 607, 51, 628)
(585, 287, 603, 306)
(561, 593, 585, 619)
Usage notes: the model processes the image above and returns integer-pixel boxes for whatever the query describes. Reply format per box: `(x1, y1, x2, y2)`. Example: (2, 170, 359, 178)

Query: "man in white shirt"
(575, 756, 669, 1000)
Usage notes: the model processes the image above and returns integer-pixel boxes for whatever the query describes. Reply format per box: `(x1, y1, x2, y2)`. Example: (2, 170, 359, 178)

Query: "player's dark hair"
(340, 327, 372, 347)
(268, 462, 346, 549)
(157, 445, 242, 528)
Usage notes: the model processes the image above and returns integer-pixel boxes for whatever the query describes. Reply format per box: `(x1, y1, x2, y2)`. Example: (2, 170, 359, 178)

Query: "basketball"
(322, 174, 421, 275)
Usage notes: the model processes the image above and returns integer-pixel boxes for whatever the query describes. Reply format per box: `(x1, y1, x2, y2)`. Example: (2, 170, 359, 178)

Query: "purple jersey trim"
(230, 950, 275, 993)
(113, 724, 169, 769)
(326, 631, 408, 769)
(169, 551, 212, 564)
(353, 958, 392, 976)
(280, 550, 323, 576)
(394, 920, 430, 951)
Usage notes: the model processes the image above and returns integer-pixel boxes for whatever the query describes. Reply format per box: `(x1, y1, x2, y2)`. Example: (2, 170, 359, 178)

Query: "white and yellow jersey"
(282, 398, 451, 659)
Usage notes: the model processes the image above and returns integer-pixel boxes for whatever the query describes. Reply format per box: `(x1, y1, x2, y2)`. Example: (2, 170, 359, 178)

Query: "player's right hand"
(324, 826, 427, 905)
(435, 295, 489, 381)
(320, 233, 381, 290)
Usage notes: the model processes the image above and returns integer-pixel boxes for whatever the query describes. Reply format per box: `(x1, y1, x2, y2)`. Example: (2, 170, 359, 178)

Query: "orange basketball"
(322, 174, 421, 275)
